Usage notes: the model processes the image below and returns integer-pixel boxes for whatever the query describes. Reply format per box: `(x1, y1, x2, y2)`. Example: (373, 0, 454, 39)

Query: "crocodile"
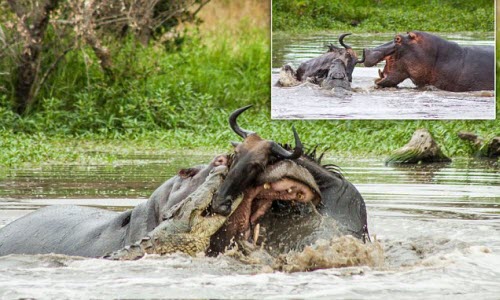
(103, 165, 243, 260)
(104, 159, 322, 260)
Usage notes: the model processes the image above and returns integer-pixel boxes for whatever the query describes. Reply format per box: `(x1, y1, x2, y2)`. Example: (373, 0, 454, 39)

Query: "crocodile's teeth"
(253, 223, 260, 245)
(297, 192, 304, 200)
(263, 183, 271, 190)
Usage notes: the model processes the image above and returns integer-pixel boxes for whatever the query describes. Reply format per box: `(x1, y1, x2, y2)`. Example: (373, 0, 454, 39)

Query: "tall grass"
(0, 25, 270, 135)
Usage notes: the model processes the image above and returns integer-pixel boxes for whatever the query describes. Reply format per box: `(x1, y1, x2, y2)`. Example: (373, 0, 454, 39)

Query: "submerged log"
(457, 131, 500, 159)
(386, 129, 451, 165)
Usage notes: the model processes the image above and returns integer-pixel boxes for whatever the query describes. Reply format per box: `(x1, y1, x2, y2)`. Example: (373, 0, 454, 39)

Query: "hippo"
(277, 33, 365, 87)
(208, 106, 369, 254)
(363, 31, 494, 92)
(0, 106, 369, 258)
(0, 155, 232, 257)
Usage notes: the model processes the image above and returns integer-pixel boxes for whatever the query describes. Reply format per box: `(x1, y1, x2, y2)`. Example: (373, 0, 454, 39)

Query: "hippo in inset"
(363, 31, 494, 92)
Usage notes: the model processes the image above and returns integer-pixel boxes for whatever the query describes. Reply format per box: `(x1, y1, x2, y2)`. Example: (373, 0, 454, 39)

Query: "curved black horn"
(270, 126, 303, 159)
(356, 48, 366, 64)
(339, 33, 352, 49)
(229, 105, 254, 138)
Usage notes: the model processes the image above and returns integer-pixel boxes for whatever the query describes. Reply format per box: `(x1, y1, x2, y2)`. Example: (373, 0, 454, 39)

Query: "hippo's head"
(363, 31, 434, 87)
(209, 158, 323, 255)
(212, 105, 303, 216)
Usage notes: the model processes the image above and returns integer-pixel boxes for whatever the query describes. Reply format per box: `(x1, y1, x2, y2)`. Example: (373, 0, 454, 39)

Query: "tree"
(2, 0, 211, 115)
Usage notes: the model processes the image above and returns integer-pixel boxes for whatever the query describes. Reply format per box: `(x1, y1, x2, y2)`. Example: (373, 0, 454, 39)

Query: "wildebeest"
(277, 33, 365, 87)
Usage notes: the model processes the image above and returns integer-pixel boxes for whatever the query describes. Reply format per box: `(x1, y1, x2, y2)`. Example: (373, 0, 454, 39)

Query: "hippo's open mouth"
(363, 41, 398, 87)
(375, 55, 396, 85)
(209, 160, 321, 253)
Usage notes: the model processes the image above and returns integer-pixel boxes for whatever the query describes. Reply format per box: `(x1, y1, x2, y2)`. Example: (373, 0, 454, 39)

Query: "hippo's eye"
(395, 36, 402, 43)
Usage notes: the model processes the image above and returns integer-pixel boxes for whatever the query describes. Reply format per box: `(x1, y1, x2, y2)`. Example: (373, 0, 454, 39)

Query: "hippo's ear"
(408, 32, 417, 39)
(231, 141, 241, 148)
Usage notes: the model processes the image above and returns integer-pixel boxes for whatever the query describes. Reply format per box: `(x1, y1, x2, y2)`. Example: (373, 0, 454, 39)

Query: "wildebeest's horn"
(229, 105, 254, 138)
(270, 126, 303, 159)
(356, 48, 366, 64)
(339, 33, 352, 49)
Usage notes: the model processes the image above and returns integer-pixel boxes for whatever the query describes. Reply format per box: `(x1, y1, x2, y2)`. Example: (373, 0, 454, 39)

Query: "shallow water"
(0, 155, 499, 299)
(271, 32, 495, 119)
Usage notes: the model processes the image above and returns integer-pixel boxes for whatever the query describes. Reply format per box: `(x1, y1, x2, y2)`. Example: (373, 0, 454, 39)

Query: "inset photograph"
(271, 1, 495, 119)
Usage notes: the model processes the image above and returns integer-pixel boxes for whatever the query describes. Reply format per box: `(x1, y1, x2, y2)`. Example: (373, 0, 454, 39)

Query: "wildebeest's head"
(329, 33, 365, 82)
(212, 105, 303, 216)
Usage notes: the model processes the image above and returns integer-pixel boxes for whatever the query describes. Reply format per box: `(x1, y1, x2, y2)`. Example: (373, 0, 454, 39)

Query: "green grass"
(272, 0, 494, 33)
(1, 109, 497, 167)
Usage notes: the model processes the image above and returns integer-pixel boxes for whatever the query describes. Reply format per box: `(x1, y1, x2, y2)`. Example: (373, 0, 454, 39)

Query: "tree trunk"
(8, 0, 60, 115)
(386, 129, 451, 165)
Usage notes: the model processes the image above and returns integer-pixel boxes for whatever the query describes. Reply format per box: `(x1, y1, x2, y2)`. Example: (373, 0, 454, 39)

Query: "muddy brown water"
(0, 154, 499, 298)
(271, 32, 495, 119)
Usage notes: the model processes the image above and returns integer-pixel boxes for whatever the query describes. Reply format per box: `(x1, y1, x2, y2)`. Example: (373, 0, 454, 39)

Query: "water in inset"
(272, 32, 495, 119)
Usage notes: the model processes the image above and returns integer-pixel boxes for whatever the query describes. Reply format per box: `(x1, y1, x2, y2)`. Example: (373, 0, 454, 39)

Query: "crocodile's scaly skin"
(103, 166, 243, 260)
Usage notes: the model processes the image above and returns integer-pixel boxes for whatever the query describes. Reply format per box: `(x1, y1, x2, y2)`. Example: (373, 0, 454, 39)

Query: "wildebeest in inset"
(277, 33, 365, 88)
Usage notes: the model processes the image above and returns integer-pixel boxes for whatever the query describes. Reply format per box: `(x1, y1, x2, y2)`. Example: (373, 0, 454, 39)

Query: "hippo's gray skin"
(0, 155, 228, 257)
(364, 31, 494, 92)
(294, 156, 368, 240)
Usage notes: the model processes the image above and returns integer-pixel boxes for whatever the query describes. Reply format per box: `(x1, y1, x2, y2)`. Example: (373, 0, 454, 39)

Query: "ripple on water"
(0, 157, 499, 298)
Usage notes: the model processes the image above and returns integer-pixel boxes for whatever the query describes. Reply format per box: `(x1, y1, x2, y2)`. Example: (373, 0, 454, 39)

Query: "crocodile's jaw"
(191, 194, 244, 237)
